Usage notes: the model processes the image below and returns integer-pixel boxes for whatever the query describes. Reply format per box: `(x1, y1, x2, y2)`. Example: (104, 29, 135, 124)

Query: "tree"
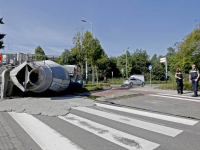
(71, 29, 85, 80)
(107, 57, 120, 78)
(59, 49, 78, 65)
(82, 31, 104, 85)
(171, 24, 200, 73)
(0, 18, 6, 49)
(117, 51, 133, 78)
(35, 46, 45, 61)
(166, 46, 175, 73)
(150, 54, 165, 80)
(132, 49, 150, 75)
(96, 53, 110, 80)
(166, 47, 175, 56)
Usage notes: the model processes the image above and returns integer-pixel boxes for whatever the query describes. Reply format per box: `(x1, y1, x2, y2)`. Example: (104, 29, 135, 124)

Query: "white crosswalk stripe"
(8, 105, 188, 150)
(73, 107, 183, 137)
(9, 112, 84, 150)
(157, 93, 200, 99)
(95, 103, 198, 126)
(59, 114, 160, 150)
(149, 94, 200, 103)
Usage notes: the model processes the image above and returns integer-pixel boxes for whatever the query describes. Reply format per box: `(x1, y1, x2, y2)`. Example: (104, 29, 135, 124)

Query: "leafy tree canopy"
(171, 24, 200, 73)
(35, 46, 45, 61)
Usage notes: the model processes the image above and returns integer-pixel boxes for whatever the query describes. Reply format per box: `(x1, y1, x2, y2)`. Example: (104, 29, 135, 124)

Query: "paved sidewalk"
(0, 113, 24, 150)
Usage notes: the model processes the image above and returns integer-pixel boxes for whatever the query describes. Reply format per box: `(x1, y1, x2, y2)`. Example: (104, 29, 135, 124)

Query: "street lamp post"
(81, 20, 92, 35)
(84, 58, 88, 84)
(81, 19, 95, 85)
(123, 47, 129, 79)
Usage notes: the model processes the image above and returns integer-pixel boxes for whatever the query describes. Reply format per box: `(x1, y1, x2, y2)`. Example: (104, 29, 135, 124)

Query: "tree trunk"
(92, 65, 95, 85)
(96, 68, 98, 85)
(81, 64, 83, 85)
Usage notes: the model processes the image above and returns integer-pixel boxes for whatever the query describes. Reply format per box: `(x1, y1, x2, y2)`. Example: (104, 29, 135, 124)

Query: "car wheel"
(129, 82, 133, 87)
(142, 82, 145, 87)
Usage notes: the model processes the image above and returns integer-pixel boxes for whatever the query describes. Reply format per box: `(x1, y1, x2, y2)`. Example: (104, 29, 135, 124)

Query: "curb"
(96, 93, 144, 101)
(73, 86, 112, 96)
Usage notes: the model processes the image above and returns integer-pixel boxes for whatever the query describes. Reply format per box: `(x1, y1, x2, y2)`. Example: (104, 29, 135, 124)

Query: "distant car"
(123, 78, 145, 87)
(130, 75, 145, 82)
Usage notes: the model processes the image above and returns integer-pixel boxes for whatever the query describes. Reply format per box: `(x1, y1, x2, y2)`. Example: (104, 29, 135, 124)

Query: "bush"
(74, 85, 103, 93)
(107, 78, 124, 85)
(84, 84, 93, 87)
(146, 81, 174, 84)
(86, 85, 103, 91)
(84, 83, 110, 87)
(99, 83, 111, 86)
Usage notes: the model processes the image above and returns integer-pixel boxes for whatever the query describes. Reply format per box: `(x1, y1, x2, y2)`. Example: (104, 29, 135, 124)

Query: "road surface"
(1, 91, 200, 150)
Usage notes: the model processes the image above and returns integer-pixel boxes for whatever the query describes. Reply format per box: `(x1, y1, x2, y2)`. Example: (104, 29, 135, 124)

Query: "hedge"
(74, 85, 103, 93)
(158, 82, 200, 91)
(146, 81, 174, 84)
(84, 83, 110, 87)
(99, 83, 110, 86)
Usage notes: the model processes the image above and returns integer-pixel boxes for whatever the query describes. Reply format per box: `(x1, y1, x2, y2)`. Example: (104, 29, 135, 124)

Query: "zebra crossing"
(149, 93, 200, 103)
(8, 103, 199, 150)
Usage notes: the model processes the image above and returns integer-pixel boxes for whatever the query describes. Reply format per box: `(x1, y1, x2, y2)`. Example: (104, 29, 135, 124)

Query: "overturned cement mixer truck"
(0, 53, 82, 98)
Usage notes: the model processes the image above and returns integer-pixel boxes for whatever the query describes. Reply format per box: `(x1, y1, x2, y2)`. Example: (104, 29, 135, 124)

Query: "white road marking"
(150, 94, 200, 103)
(59, 114, 160, 150)
(9, 112, 84, 150)
(73, 107, 182, 137)
(95, 103, 198, 126)
(157, 93, 200, 99)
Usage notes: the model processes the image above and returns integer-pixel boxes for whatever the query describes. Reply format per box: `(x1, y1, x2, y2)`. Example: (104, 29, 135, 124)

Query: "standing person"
(175, 67, 184, 94)
(189, 64, 200, 97)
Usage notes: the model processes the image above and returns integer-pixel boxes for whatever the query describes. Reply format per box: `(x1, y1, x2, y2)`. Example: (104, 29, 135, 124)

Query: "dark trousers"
(192, 79, 198, 93)
(177, 81, 183, 93)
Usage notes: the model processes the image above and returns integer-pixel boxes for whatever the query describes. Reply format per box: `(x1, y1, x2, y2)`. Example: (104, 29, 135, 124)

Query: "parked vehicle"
(123, 77, 145, 87)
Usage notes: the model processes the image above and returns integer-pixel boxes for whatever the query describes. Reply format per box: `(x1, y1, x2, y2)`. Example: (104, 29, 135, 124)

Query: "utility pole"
(126, 47, 129, 79)
(123, 47, 129, 79)
(81, 19, 94, 85)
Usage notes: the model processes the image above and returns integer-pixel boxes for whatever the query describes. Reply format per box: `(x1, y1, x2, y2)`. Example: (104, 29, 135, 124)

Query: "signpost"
(149, 65, 152, 87)
(160, 57, 168, 83)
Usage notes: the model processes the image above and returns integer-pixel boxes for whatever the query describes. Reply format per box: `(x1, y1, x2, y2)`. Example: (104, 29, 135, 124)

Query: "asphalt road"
(1, 92, 200, 150)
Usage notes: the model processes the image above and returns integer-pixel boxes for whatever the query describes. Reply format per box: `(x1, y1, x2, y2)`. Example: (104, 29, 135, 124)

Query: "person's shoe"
(192, 92, 198, 97)
(192, 95, 197, 97)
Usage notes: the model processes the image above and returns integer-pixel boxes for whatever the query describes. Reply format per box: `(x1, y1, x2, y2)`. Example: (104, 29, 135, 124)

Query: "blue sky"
(0, 0, 200, 58)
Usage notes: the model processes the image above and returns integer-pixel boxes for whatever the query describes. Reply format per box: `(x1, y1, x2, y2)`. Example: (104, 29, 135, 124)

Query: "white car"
(123, 78, 145, 87)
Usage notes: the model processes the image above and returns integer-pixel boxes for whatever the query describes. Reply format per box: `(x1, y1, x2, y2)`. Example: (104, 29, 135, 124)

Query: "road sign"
(121, 68, 124, 73)
(149, 65, 152, 70)
(160, 57, 166, 63)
